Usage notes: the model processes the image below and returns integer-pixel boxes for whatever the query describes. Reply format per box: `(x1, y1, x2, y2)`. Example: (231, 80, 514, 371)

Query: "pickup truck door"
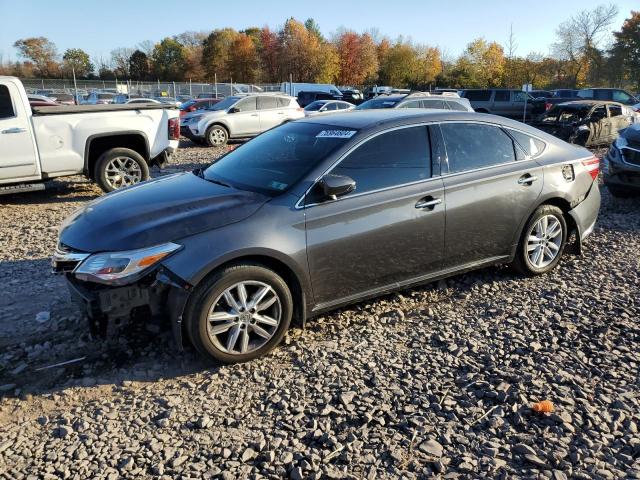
(0, 82, 38, 179)
(227, 97, 260, 136)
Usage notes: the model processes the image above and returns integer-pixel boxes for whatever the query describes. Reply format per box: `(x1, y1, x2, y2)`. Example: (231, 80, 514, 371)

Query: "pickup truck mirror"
(320, 174, 356, 200)
(228, 107, 240, 114)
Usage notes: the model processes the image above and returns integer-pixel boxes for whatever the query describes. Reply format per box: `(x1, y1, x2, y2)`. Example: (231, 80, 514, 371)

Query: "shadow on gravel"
(0, 180, 100, 206)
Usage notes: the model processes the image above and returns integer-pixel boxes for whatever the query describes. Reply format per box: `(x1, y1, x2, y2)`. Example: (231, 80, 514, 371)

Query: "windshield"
(180, 100, 197, 110)
(203, 122, 357, 195)
(356, 97, 402, 110)
(209, 96, 239, 111)
(542, 106, 590, 123)
(305, 101, 327, 111)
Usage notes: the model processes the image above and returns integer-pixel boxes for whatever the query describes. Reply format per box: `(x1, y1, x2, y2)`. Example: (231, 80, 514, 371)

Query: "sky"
(0, 0, 636, 63)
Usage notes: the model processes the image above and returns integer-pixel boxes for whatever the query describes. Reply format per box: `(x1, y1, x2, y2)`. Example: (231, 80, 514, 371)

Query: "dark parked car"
(297, 90, 342, 107)
(542, 89, 580, 111)
(532, 101, 631, 147)
(460, 89, 545, 119)
(530, 90, 553, 99)
(339, 88, 364, 105)
(577, 88, 638, 106)
(356, 92, 473, 112)
(604, 123, 640, 197)
(53, 110, 600, 363)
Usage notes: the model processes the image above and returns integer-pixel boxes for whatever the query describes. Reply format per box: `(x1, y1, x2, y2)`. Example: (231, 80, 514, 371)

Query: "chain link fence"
(20, 78, 282, 97)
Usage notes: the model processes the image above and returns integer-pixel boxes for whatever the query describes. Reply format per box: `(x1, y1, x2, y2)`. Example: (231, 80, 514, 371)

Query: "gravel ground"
(0, 143, 639, 479)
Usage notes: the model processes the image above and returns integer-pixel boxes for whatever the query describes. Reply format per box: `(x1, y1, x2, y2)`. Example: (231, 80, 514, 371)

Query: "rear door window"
(258, 96, 279, 110)
(399, 100, 422, 109)
(608, 104, 623, 117)
(0, 85, 15, 118)
(440, 123, 516, 173)
(331, 126, 431, 194)
(494, 91, 510, 102)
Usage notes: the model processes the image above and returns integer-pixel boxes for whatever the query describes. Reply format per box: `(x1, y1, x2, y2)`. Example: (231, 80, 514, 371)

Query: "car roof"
(296, 109, 533, 131)
(558, 100, 623, 107)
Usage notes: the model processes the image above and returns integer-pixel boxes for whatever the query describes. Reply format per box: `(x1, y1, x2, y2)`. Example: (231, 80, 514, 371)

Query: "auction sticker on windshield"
(316, 130, 357, 139)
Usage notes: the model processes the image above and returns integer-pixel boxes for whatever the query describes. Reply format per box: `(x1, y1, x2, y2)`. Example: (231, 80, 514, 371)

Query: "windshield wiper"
(193, 168, 232, 188)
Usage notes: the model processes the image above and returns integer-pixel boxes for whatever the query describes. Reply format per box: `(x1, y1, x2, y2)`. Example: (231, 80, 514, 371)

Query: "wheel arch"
(84, 131, 150, 179)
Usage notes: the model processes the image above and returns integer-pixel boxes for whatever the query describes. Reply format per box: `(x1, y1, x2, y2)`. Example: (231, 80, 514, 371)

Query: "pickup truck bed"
(32, 103, 177, 115)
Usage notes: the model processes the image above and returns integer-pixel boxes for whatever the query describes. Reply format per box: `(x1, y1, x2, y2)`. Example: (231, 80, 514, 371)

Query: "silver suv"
(181, 94, 304, 146)
(356, 92, 473, 112)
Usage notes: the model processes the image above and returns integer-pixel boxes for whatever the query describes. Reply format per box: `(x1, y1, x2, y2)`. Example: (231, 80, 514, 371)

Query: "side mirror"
(229, 107, 240, 114)
(320, 174, 356, 200)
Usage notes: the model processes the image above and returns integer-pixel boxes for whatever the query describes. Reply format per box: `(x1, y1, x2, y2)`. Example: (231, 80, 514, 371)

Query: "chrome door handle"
(250, 113, 259, 117)
(1, 127, 26, 134)
(518, 175, 538, 185)
(415, 197, 442, 209)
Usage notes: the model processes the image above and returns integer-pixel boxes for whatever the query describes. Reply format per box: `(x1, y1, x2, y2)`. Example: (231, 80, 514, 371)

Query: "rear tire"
(512, 205, 567, 276)
(205, 125, 229, 147)
(94, 147, 149, 193)
(184, 264, 293, 363)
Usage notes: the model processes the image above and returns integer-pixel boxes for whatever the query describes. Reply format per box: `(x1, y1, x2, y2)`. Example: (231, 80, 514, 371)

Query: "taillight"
(168, 117, 180, 140)
(581, 157, 600, 181)
(545, 102, 553, 111)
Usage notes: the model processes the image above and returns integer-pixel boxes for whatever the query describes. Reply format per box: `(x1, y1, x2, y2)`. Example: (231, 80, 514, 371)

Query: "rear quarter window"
(507, 129, 546, 157)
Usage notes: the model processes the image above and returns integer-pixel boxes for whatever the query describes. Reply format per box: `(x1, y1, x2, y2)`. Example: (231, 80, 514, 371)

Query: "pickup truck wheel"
(95, 148, 149, 193)
(184, 264, 293, 363)
(512, 205, 567, 276)
(205, 125, 228, 147)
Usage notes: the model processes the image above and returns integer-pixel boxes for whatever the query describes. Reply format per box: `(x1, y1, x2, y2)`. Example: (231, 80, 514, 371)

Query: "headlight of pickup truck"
(75, 243, 181, 284)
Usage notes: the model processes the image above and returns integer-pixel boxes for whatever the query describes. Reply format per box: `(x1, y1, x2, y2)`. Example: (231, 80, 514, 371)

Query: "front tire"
(94, 147, 149, 193)
(184, 264, 293, 363)
(205, 125, 229, 147)
(513, 205, 567, 276)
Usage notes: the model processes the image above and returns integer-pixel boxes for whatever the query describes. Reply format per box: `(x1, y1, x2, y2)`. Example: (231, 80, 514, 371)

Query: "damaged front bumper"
(54, 258, 191, 349)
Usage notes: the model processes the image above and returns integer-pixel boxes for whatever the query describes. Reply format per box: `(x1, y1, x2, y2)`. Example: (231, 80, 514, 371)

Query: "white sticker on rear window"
(316, 130, 356, 139)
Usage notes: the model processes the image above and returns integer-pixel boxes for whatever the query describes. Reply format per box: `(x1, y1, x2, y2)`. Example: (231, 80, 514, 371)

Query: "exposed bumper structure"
(568, 181, 600, 250)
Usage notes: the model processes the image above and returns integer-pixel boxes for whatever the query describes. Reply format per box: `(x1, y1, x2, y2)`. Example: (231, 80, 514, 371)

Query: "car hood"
(59, 172, 269, 252)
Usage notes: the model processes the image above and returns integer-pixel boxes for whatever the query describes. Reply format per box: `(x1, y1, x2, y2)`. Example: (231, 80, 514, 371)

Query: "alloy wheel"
(526, 214, 563, 268)
(209, 128, 227, 146)
(104, 157, 142, 189)
(206, 281, 282, 355)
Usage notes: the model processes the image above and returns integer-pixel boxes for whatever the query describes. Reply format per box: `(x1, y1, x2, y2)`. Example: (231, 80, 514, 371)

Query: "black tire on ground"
(94, 147, 149, 193)
(205, 125, 229, 147)
(184, 264, 293, 363)
(512, 204, 567, 276)
(607, 184, 637, 198)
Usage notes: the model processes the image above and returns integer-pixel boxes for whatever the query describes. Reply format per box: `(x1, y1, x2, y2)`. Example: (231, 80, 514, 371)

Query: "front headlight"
(75, 242, 181, 284)
(187, 115, 202, 123)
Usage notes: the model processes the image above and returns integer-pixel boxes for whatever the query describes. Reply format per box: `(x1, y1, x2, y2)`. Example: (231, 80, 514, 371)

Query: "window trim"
(502, 126, 548, 159)
(436, 120, 541, 177)
(296, 123, 438, 209)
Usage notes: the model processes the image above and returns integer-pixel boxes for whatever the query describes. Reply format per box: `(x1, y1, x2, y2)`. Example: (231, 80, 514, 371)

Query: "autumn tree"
(228, 33, 259, 82)
(110, 48, 134, 78)
(259, 27, 280, 82)
(452, 38, 505, 88)
(152, 38, 187, 81)
(62, 48, 93, 78)
(611, 11, 640, 90)
(13, 37, 58, 77)
(202, 28, 238, 81)
(334, 31, 379, 86)
(416, 45, 442, 87)
(129, 50, 150, 80)
(174, 31, 207, 81)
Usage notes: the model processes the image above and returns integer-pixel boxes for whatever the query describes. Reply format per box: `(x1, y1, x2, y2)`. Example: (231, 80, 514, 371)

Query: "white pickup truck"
(0, 76, 180, 194)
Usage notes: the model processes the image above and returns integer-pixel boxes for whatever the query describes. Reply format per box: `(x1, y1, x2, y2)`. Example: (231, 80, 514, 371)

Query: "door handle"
(415, 197, 442, 209)
(250, 113, 259, 117)
(277, 112, 285, 114)
(518, 174, 538, 185)
(1, 127, 26, 134)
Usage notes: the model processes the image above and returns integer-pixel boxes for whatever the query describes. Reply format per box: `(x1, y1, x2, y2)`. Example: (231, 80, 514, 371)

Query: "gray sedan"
(53, 110, 601, 363)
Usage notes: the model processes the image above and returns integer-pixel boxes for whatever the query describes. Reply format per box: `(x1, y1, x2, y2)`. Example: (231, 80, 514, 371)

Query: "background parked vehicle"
(339, 88, 364, 105)
(0, 76, 180, 194)
(363, 86, 393, 98)
(577, 88, 638, 106)
(356, 92, 473, 112)
(179, 98, 221, 117)
(530, 90, 553, 99)
(460, 89, 544, 119)
(180, 93, 304, 147)
(84, 91, 116, 105)
(27, 94, 56, 103)
(53, 109, 600, 363)
(280, 82, 342, 98)
(532, 101, 631, 147)
(297, 90, 343, 107)
(603, 123, 640, 197)
(126, 98, 162, 104)
(303, 100, 355, 116)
